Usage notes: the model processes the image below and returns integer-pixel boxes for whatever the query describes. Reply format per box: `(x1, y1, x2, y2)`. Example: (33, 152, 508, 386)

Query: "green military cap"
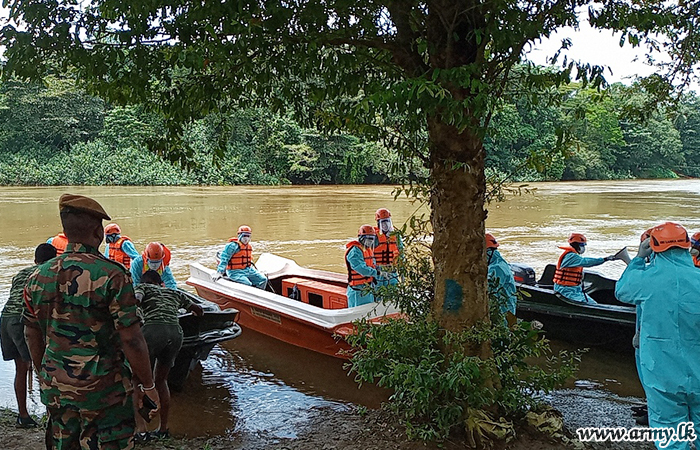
(58, 193, 111, 221)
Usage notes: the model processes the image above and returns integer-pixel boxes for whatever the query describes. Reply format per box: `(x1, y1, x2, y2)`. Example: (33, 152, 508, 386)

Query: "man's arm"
(161, 267, 177, 289)
(23, 324, 45, 373)
(216, 242, 238, 274)
(122, 240, 140, 260)
(347, 247, 378, 277)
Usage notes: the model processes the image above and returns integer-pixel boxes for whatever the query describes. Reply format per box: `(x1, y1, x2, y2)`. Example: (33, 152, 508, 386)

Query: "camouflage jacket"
(2, 265, 36, 317)
(23, 242, 141, 410)
(135, 284, 194, 327)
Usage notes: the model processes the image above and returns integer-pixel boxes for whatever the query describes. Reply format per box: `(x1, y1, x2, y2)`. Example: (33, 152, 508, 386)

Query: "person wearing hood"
(616, 222, 700, 450)
(373, 208, 403, 287)
(103, 223, 139, 269)
(553, 233, 615, 305)
(131, 242, 177, 289)
(485, 233, 517, 317)
(213, 225, 267, 289)
(345, 225, 379, 307)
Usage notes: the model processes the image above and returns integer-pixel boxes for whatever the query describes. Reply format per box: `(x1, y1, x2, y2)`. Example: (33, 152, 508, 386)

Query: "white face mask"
(147, 260, 162, 271)
(578, 245, 586, 255)
(378, 218, 393, 234)
(691, 248, 700, 257)
(360, 235, 376, 249)
(239, 235, 251, 245)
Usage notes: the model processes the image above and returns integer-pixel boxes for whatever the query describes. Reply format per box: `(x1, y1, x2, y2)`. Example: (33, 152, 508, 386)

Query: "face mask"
(147, 260, 162, 271)
(106, 234, 119, 243)
(360, 236, 376, 249)
(378, 219, 393, 234)
(691, 248, 700, 257)
(578, 245, 586, 255)
(239, 235, 251, 245)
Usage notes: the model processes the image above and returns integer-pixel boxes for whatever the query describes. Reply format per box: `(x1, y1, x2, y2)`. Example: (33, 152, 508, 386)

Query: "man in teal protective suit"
(485, 232, 517, 317)
(345, 225, 379, 307)
(553, 232, 615, 304)
(616, 222, 700, 450)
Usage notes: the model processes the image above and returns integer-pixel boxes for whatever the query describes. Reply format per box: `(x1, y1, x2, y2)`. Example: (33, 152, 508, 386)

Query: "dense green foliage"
(1, 77, 699, 185)
(347, 246, 580, 442)
(0, 77, 410, 185)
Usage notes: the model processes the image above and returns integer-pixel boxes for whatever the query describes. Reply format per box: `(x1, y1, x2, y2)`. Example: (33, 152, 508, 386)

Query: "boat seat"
(538, 264, 556, 286)
(281, 277, 348, 309)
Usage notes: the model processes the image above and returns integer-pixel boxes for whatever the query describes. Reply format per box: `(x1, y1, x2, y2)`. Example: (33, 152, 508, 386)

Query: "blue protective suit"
(102, 237, 139, 261)
(616, 249, 700, 450)
(130, 255, 177, 289)
(487, 249, 517, 316)
(216, 241, 266, 289)
(553, 252, 605, 304)
(345, 245, 378, 307)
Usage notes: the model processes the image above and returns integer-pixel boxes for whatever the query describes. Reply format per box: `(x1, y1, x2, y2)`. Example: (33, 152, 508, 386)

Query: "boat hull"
(512, 264, 636, 352)
(187, 254, 402, 359)
(191, 284, 350, 358)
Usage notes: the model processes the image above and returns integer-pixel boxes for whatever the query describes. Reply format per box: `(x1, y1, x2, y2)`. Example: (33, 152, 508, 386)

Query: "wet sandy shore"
(0, 389, 655, 450)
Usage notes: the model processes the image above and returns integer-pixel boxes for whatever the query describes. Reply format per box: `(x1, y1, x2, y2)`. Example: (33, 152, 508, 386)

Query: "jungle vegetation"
(1, 76, 699, 186)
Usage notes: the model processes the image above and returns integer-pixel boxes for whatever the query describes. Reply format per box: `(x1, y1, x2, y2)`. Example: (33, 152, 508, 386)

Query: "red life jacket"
(345, 241, 376, 286)
(224, 237, 252, 270)
(373, 227, 399, 265)
(141, 244, 172, 275)
(51, 233, 68, 255)
(694, 254, 700, 268)
(553, 246, 583, 287)
(108, 236, 133, 269)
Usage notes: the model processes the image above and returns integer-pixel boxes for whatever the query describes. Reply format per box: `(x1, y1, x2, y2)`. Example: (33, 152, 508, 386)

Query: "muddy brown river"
(2, 181, 699, 437)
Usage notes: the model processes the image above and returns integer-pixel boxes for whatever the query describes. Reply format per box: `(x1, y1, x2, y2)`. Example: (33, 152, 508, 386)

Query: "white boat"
(186, 253, 402, 358)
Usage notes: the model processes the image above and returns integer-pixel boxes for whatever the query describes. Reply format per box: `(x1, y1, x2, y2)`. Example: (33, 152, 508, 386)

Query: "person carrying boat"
(23, 193, 159, 450)
(131, 242, 178, 289)
(345, 225, 380, 307)
(553, 233, 615, 305)
(486, 233, 517, 317)
(1, 243, 56, 428)
(133, 270, 203, 442)
(690, 231, 700, 268)
(373, 208, 403, 287)
(615, 222, 700, 450)
(104, 222, 139, 270)
(46, 232, 68, 255)
(213, 225, 267, 289)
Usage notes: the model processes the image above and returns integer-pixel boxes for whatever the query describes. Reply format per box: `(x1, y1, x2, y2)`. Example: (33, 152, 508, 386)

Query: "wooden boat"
(169, 292, 242, 391)
(510, 263, 636, 351)
(186, 253, 403, 358)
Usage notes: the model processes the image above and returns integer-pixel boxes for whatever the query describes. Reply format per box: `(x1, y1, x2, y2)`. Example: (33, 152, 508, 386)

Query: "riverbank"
(1, 388, 653, 450)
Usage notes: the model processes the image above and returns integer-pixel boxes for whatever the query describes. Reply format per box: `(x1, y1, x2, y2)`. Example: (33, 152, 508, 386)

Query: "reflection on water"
(4, 180, 700, 433)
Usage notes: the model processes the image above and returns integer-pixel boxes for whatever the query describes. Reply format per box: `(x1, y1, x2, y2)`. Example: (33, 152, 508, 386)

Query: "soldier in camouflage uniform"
(23, 194, 160, 450)
(133, 270, 202, 439)
(1, 243, 56, 428)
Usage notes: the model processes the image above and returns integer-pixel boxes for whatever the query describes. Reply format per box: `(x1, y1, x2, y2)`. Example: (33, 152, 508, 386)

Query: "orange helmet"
(485, 233, 499, 249)
(237, 225, 252, 235)
(649, 222, 690, 253)
(358, 225, 377, 236)
(104, 223, 121, 235)
(145, 242, 164, 260)
(568, 233, 587, 245)
(375, 208, 391, 221)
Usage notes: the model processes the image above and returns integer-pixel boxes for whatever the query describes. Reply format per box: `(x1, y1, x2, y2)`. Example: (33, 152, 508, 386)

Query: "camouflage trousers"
(46, 396, 135, 450)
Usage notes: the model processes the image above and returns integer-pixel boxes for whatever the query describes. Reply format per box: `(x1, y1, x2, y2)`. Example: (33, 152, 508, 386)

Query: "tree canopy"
(2, 0, 699, 341)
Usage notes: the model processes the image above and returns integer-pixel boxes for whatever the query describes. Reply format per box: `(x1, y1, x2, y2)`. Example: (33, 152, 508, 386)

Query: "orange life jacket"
(553, 246, 583, 287)
(345, 241, 376, 286)
(694, 254, 700, 268)
(373, 227, 399, 265)
(141, 244, 172, 274)
(224, 237, 252, 270)
(51, 233, 68, 255)
(108, 236, 132, 269)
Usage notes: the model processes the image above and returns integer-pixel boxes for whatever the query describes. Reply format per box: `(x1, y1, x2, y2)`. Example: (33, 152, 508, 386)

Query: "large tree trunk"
(428, 116, 489, 358)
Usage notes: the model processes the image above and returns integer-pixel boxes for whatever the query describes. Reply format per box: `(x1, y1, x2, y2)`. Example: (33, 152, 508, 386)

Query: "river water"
(2, 181, 698, 437)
